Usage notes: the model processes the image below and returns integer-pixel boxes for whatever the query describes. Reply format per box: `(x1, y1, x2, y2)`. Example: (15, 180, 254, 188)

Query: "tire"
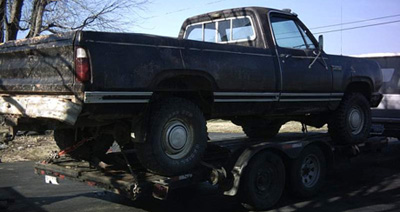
(240, 151, 285, 210)
(54, 129, 114, 160)
(328, 93, 371, 144)
(288, 145, 326, 197)
(135, 98, 207, 176)
(241, 120, 282, 139)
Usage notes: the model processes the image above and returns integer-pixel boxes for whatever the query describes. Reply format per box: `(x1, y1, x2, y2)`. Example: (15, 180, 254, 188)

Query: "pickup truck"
(0, 7, 383, 175)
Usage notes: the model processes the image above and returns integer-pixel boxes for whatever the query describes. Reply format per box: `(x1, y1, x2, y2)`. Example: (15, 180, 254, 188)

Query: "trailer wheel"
(328, 93, 371, 144)
(289, 145, 326, 197)
(240, 151, 285, 210)
(136, 98, 207, 176)
(241, 121, 282, 139)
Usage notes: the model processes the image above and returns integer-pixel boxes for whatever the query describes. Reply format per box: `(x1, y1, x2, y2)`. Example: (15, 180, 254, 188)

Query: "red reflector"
(40, 170, 45, 175)
(87, 181, 96, 186)
(75, 58, 90, 82)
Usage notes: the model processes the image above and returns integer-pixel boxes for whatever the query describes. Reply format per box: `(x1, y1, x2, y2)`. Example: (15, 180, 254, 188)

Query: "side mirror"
(318, 35, 324, 51)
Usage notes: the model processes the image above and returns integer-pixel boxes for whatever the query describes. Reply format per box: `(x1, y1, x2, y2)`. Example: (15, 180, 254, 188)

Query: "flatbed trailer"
(34, 133, 388, 210)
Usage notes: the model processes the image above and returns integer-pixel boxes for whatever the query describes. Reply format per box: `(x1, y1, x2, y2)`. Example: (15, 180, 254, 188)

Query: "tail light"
(75, 47, 90, 82)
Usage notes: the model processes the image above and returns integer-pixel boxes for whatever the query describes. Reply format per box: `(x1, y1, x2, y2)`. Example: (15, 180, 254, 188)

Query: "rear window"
(184, 16, 256, 43)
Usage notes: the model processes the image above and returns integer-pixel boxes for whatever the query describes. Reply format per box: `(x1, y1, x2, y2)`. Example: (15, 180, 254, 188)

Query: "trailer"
(34, 132, 388, 210)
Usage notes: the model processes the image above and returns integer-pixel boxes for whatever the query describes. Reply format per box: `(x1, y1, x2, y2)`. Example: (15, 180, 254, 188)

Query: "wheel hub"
(301, 154, 320, 188)
(348, 106, 365, 135)
(168, 125, 187, 150)
(163, 120, 193, 159)
(255, 168, 272, 194)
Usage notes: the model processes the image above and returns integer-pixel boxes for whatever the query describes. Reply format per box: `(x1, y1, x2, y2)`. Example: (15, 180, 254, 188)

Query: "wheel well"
(151, 75, 214, 116)
(345, 82, 371, 100)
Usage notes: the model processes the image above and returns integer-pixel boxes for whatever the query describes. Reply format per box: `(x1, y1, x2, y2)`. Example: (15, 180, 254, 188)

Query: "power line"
(148, 0, 229, 19)
(310, 13, 400, 30)
(274, 19, 400, 41)
(313, 19, 400, 35)
(145, 3, 400, 36)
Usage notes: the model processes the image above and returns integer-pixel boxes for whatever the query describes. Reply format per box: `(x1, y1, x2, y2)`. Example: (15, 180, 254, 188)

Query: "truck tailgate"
(0, 32, 80, 94)
(0, 32, 83, 124)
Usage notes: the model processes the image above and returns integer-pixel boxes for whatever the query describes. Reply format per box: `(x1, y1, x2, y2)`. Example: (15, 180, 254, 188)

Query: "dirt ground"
(0, 133, 58, 163)
(0, 120, 327, 163)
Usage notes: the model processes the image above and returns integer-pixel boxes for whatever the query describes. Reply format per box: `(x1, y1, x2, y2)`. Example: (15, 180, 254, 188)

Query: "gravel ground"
(0, 133, 58, 163)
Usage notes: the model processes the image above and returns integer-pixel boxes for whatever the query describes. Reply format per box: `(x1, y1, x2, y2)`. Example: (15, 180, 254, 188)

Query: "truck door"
(269, 14, 332, 113)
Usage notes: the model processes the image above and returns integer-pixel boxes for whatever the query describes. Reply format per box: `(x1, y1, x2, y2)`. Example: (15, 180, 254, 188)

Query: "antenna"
(341, 0, 343, 55)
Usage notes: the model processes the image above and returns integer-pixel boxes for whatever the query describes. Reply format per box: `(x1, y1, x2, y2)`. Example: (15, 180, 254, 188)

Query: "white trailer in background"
(355, 53, 400, 139)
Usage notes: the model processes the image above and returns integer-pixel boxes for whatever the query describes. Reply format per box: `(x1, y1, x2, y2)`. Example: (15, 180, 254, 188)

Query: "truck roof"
(182, 7, 294, 24)
(178, 7, 295, 38)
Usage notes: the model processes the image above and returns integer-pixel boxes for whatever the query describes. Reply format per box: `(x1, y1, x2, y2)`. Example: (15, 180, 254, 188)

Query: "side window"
(204, 23, 216, 42)
(299, 28, 315, 49)
(380, 68, 400, 94)
(271, 16, 315, 49)
(186, 25, 202, 41)
(232, 18, 254, 40)
(184, 17, 255, 44)
(382, 68, 395, 82)
(218, 20, 231, 42)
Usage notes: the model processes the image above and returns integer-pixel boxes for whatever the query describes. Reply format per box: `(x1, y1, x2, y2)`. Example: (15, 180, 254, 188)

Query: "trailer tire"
(242, 122, 282, 139)
(240, 151, 285, 210)
(136, 98, 207, 176)
(289, 145, 326, 197)
(328, 93, 371, 144)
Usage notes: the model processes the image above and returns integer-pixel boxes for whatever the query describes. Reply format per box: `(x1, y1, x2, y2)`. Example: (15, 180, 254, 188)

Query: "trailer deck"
(34, 132, 388, 210)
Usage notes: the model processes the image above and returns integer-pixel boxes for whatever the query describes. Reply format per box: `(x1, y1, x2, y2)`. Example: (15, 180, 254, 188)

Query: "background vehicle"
(361, 54, 400, 139)
(0, 7, 382, 175)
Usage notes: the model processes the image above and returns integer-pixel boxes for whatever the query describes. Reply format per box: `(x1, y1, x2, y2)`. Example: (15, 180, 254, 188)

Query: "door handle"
(280, 54, 292, 59)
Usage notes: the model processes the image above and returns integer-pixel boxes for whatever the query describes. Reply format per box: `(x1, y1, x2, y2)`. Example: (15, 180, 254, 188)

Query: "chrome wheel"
(162, 119, 193, 159)
(348, 105, 365, 135)
(301, 154, 320, 188)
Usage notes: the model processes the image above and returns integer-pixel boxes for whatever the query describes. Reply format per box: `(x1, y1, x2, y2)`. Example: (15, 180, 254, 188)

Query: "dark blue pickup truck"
(0, 7, 383, 175)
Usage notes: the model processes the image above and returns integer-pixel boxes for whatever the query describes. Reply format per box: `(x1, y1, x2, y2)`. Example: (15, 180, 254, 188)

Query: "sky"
(132, 0, 400, 56)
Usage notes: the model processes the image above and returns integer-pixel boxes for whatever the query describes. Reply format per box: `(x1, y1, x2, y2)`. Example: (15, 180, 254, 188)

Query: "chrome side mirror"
(318, 35, 324, 51)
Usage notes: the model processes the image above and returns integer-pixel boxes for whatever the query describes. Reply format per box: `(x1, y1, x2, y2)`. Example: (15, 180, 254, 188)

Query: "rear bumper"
(0, 95, 82, 125)
(370, 92, 383, 107)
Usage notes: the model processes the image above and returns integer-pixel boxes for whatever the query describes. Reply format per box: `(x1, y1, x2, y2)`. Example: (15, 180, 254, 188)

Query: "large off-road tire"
(135, 98, 207, 176)
(54, 129, 114, 160)
(242, 121, 282, 139)
(240, 151, 285, 210)
(289, 145, 326, 197)
(328, 93, 371, 144)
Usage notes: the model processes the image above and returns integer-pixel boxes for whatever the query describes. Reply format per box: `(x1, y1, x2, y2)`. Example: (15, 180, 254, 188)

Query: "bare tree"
(0, 0, 148, 42)
(5, 0, 23, 41)
(0, 0, 5, 41)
